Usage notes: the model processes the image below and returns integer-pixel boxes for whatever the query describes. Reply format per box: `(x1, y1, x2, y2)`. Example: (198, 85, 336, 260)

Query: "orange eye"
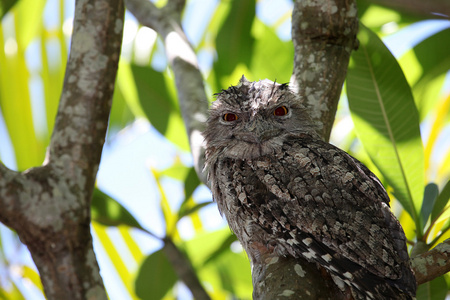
(223, 113, 238, 122)
(274, 106, 288, 116)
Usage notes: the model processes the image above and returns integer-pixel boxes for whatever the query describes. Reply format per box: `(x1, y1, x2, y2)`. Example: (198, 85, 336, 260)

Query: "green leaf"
(135, 249, 178, 300)
(0, 280, 25, 300)
(91, 188, 144, 230)
(131, 64, 189, 150)
(249, 20, 293, 82)
(160, 164, 201, 205)
(346, 24, 424, 229)
(183, 229, 252, 298)
(22, 265, 43, 293)
(413, 28, 450, 119)
(15, 0, 46, 47)
(92, 223, 138, 298)
(358, 0, 423, 30)
(184, 166, 201, 202)
(420, 183, 439, 232)
(0, 29, 43, 170)
(359, 4, 401, 30)
(178, 201, 212, 221)
(0, 0, 17, 19)
(214, 0, 255, 78)
(159, 159, 190, 181)
(40, 29, 64, 141)
(416, 275, 448, 300)
(433, 203, 450, 228)
(430, 180, 450, 224)
(109, 77, 134, 131)
(203, 234, 237, 266)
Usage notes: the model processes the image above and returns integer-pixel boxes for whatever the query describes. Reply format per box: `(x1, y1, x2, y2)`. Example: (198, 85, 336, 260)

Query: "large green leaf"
(214, 0, 255, 80)
(346, 24, 424, 228)
(130, 64, 189, 151)
(249, 20, 293, 82)
(91, 188, 145, 231)
(412, 28, 450, 119)
(135, 249, 178, 300)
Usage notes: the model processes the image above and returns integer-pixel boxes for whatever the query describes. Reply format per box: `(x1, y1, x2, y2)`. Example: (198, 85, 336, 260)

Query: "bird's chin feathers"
(205, 136, 285, 168)
(224, 138, 284, 160)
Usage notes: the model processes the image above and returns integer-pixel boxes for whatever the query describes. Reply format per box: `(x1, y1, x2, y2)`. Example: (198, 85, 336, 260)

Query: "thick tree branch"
(0, 0, 124, 299)
(412, 238, 450, 285)
(291, 0, 359, 141)
(126, 0, 209, 184)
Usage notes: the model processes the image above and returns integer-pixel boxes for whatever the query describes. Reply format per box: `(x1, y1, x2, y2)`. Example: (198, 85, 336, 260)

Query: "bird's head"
(203, 76, 317, 161)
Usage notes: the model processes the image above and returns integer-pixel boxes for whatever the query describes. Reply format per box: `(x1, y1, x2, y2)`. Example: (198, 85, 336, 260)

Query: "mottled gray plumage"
(203, 76, 416, 299)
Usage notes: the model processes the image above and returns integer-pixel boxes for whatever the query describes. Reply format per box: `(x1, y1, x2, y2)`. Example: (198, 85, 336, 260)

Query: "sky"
(0, 0, 450, 299)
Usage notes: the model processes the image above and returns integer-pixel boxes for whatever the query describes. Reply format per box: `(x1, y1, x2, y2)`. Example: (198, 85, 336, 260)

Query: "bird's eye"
(223, 113, 238, 122)
(274, 106, 288, 116)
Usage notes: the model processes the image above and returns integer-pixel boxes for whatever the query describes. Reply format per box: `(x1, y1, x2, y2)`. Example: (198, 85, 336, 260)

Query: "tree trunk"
(0, 0, 124, 298)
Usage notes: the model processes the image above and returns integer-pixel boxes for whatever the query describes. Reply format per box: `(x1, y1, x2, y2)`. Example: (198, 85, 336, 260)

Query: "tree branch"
(412, 238, 450, 285)
(163, 237, 210, 300)
(291, 0, 359, 141)
(0, 0, 124, 299)
(126, 0, 209, 184)
(0, 163, 20, 218)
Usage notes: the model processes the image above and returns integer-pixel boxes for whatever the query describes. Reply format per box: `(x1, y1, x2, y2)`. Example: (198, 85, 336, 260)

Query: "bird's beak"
(242, 119, 274, 143)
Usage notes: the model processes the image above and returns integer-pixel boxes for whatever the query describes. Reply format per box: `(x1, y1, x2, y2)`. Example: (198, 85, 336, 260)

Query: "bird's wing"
(233, 136, 415, 298)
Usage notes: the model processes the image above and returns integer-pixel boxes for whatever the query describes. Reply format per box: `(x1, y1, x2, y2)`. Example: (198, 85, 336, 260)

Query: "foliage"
(0, 0, 449, 299)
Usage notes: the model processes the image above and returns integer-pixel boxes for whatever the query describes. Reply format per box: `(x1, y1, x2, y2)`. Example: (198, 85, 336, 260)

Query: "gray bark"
(0, 0, 124, 298)
(290, 0, 359, 141)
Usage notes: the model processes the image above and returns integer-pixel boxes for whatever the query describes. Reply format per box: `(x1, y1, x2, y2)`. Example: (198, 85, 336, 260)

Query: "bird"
(203, 76, 417, 299)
